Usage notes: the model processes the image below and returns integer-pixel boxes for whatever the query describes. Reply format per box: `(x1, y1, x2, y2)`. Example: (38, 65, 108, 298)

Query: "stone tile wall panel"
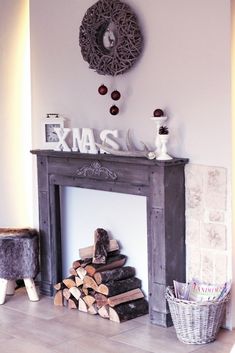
(185, 164, 228, 284)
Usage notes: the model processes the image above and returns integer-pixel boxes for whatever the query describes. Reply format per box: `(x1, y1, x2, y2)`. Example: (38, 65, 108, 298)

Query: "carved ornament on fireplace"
(76, 161, 118, 180)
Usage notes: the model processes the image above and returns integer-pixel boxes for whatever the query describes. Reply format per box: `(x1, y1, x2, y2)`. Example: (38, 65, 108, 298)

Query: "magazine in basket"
(173, 279, 231, 302)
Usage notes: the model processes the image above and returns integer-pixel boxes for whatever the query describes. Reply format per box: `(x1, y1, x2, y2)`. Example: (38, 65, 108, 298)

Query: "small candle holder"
(157, 134, 172, 160)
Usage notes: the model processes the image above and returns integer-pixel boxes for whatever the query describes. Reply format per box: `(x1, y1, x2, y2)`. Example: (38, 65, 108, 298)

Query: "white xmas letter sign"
(72, 128, 97, 154)
(52, 127, 121, 154)
(100, 130, 120, 153)
(54, 128, 71, 151)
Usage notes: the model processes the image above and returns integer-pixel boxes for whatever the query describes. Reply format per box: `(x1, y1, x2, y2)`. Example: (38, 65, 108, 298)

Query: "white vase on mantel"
(157, 134, 172, 160)
(150, 116, 168, 157)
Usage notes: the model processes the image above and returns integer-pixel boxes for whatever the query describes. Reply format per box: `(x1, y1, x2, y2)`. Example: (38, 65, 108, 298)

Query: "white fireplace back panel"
(60, 187, 148, 295)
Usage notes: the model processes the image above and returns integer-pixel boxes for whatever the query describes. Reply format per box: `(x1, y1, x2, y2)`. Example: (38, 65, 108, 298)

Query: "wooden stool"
(0, 228, 39, 304)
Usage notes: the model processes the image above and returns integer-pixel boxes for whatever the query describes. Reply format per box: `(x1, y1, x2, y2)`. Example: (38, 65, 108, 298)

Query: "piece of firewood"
(88, 303, 98, 315)
(69, 286, 82, 300)
(83, 276, 99, 292)
(85, 254, 127, 276)
(94, 266, 136, 285)
(68, 297, 78, 309)
(94, 293, 108, 308)
(54, 282, 66, 291)
(92, 228, 109, 264)
(97, 277, 141, 297)
(72, 259, 82, 269)
(54, 290, 64, 306)
(108, 288, 144, 307)
(80, 258, 93, 268)
(109, 298, 149, 323)
(63, 276, 76, 288)
(83, 295, 96, 308)
(63, 288, 71, 300)
(75, 276, 83, 287)
(69, 267, 77, 276)
(76, 267, 87, 280)
(98, 305, 110, 319)
(78, 298, 88, 312)
(79, 239, 119, 260)
(72, 258, 92, 269)
(82, 286, 89, 296)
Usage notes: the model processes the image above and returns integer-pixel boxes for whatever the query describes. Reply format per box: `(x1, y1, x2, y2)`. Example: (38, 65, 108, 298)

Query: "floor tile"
(0, 292, 233, 353)
(111, 324, 201, 353)
(52, 332, 152, 353)
(193, 341, 234, 353)
(5, 315, 84, 348)
(217, 328, 235, 345)
(132, 314, 151, 325)
(3, 288, 69, 320)
(56, 308, 143, 337)
(0, 306, 26, 326)
(0, 330, 14, 342)
(0, 337, 58, 353)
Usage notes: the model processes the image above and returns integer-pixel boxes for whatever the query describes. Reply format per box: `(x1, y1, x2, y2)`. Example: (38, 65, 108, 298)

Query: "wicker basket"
(165, 286, 229, 344)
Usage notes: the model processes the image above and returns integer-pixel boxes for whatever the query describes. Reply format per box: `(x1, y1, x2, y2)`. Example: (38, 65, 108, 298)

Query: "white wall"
(29, 0, 232, 323)
(0, 0, 32, 227)
(30, 0, 231, 167)
(60, 188, 148, 294)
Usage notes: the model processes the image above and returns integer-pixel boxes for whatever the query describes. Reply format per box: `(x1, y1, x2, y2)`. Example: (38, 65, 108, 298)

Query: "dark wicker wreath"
(79, 0, 143, 76)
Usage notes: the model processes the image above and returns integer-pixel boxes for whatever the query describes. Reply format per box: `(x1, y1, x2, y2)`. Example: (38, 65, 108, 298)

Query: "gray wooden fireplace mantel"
(31, 149, 188, 327)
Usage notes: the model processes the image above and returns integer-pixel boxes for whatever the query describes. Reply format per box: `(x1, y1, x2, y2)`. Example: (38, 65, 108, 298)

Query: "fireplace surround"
(31, 150, 188, 327)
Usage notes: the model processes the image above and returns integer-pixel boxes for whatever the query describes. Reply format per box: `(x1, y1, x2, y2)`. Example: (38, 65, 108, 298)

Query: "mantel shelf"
(31, 149, 188, 166)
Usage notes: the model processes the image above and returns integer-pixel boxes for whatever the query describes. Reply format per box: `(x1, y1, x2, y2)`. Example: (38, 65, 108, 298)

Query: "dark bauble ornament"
(153, 108, 164, 117)
(111, 90, 121, 101)
(98, 84, 108, 95)
(110, 105, 119, 115)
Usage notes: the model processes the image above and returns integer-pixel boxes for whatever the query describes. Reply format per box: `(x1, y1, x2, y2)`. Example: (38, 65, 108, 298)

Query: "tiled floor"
(0, 287, 234, 353)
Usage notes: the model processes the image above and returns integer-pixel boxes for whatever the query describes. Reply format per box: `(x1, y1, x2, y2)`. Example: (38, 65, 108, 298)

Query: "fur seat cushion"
(0, 228, 39, 279)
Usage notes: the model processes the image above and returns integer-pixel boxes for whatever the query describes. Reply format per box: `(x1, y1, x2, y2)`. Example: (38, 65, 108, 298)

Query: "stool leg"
(23, 278, 39, 302)
(0, 279, 8, 304)
(6, 280, 15, 295)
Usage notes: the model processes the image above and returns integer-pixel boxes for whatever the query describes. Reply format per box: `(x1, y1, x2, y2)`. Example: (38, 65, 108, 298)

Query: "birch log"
(109, 298, 148, 323)
(97, 277, 141, 297)
(92, 228, 109, 264)
(94, 266, 135, 285)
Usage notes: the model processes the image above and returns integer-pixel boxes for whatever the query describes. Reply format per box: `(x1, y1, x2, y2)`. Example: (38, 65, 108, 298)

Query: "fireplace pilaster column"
(147, 165, 186, 326)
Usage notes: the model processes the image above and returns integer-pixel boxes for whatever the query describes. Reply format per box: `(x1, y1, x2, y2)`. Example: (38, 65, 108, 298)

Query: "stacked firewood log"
(54, 228, 148, 323)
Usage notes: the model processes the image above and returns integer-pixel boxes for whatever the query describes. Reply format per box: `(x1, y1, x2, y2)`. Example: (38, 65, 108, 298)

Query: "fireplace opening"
(60, 187, 148, 295)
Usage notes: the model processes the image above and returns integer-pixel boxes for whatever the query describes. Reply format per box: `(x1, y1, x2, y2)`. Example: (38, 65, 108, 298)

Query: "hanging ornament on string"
(98, 84, 108, 95)
(109, 72, 120, 115)
(111, 90, 121, 101)
(110, 105, 119, 115)
(110, 89, 121, 116)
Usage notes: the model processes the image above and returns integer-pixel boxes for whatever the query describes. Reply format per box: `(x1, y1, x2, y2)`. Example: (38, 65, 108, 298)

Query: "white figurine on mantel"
(157, 126, 172, 161)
